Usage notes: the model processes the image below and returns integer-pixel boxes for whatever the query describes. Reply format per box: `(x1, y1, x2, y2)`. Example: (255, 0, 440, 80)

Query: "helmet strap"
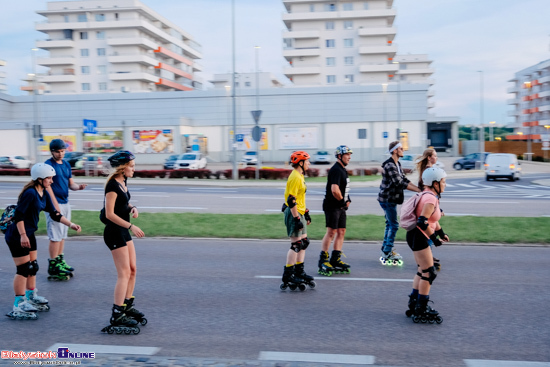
(298, 160, 306, 174)
(337, 155, 347, 167)
(434, 182, 441, 199)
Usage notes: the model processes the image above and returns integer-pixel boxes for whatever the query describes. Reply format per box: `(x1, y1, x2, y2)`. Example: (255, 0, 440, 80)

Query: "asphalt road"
(0, 238, 548, 366)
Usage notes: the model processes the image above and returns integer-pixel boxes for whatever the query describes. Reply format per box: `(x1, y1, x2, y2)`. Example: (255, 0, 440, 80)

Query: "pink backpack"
(399, 192, 437, 231)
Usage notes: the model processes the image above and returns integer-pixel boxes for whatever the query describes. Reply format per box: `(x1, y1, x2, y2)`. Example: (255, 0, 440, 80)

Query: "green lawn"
(36, 211, 550, 244)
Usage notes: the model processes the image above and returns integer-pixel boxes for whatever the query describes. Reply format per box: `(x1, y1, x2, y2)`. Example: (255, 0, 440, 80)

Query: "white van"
(484, 153, 521, 181)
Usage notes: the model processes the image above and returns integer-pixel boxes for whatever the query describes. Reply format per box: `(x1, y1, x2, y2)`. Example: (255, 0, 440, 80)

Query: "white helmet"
(31, 163, 56, 181)
(422, 167, 446, 187)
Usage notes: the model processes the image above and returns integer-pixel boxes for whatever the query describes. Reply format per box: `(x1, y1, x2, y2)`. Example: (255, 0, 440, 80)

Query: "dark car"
(453, 152, 489, 170)
(164, 154, 179, 169)
(64, 152, 85, 168)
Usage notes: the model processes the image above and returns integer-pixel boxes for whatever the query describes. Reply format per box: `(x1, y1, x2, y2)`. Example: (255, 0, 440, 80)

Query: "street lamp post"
(544, 125, 550, 161)
(523, 81, 533, 161)
(30, 48, 39, 164)
(489, 121, 495, 141)
(478, 71, 485, 155)
(254, 45, 260, 180)
(382, 83, 388, 158)
(231, 0, 238, 180)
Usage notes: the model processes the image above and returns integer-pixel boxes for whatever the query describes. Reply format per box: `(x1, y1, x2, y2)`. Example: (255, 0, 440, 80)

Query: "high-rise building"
(33, 0, 202, 94)
(507, 59, 550, 140)
(0, 60, 6, 93)
(209, 72, 285, 90)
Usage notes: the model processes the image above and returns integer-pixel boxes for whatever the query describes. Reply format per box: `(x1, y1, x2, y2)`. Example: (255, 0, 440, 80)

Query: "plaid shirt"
(377, 157, 410, 204)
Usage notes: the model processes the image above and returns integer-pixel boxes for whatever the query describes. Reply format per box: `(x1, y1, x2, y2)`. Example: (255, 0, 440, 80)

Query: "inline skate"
(101, 304, 140, 334)
(6, 297, 38, 320)
(412, 297, 443, 324)
(405, 293, 417, 317)
(124, 297, 147, 325)
(379, 250, 403, 266)
(330, 250, 350, 274)
(280, 265, 306, 291)
(294, 263, 316, 289)
(318, 251, 333, 277)
(26, 289, 50, 312)
(57, 253, 74, 272)
(47, 258, 72, 281)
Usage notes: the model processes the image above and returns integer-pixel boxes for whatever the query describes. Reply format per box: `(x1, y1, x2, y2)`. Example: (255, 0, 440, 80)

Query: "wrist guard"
(429, 233, 442, 247)
(294, 216, 304, 230)
(304, 209, 311, 223)
(435, 228, 446, 239)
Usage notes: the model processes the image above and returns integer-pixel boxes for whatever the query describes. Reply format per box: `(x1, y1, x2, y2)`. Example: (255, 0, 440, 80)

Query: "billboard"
(278, 127, 318, 150)
(83, 130, 123, 154)
(230, 128, 268, 151)
(132, 129, 174, 154)
(39, 133, 77, 155)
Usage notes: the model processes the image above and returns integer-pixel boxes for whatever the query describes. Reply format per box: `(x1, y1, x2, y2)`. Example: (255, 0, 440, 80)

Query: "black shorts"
(104, 225, 132, 251)
(6, 233, 37, 258)
(324, 208, 347, 229)
(406, 228, 431, 252)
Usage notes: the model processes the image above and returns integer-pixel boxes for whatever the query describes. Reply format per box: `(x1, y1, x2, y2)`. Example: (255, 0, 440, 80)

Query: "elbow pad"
(51, 211, 63, 222)
(287, 195, 297, 209)
(416, 216, 429, 230)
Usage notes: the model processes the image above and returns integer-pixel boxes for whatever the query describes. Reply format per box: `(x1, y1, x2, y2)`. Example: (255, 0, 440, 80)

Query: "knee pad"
(16, 262, 31, 277)
(301, 237, 310, 250)
(28, 260, 39, 276)
(417, 266, 437, 285)
(290, 240, 303, 253)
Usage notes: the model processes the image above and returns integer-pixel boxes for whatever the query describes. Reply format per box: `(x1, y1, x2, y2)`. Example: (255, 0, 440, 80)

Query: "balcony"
(507, 110, 520, 116)
(359, 45, 397, 55)
(282, 30, 320, 39)
(358, 27, 397, 40)
(507, 98, 520, 105)
(36, 56, 75, 66)
(283, 65, 321, 76)
(36, 39, 74, 49)
(39, 74, 77, 83)
(155, 63, 192, 80)
(156, 78, 192, 91)
(507, 86, 519, 93)
(192, 62, 203, 72)
(359, 63, 399, 73)
(397, 68, 435, 75)
(108, 54, 158, 67)
(109, 72, 159, 83)
(282, 9, 396, 27)
(282, 47, 320, 60)
(107, 37, 157, 50)
(539, 76, 550, 84)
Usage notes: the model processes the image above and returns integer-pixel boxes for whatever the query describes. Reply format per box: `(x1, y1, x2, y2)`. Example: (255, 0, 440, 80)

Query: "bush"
(355, 168, 372, 176)
(133, 170, 169, 179)
(305, 168, 319, 177)
(72, 170, 108, 177)
(0, 169, 30, 176)
(169, 169, 211, 179)
(215, 168, 292, 180)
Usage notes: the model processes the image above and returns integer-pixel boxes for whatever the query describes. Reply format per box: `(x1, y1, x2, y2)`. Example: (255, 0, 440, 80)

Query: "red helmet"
(290, 151, 310, 164)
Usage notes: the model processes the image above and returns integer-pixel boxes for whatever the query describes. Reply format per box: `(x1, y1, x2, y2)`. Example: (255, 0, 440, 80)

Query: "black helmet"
(108, 150, 135, 168)
(50, 139, 67, 151)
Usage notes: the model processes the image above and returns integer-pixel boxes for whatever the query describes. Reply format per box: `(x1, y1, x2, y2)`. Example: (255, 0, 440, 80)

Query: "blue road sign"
(383, 131, 389, 139)
(83, 119, 97, 134)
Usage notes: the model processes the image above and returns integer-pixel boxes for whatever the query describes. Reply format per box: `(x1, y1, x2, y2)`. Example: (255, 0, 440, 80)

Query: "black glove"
(281, 203, 288, 213)
(429, 233, 442, 247)
(294, 216, 304, 231)
(304, 209, 311, 223)
(435, 228, 447, 240)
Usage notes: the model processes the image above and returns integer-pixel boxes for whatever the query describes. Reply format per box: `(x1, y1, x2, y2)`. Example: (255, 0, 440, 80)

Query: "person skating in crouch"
(280, 151, 315, 291)
(319, 145, 352, 276)
(4, 163, 81, 320)
(377, 141, 420, 266)
(100, 151, 146, 334)
(406, 167, 449, 324)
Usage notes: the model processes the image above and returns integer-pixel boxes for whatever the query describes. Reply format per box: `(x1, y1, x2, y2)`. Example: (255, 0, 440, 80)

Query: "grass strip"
(36, 211, 550, 244)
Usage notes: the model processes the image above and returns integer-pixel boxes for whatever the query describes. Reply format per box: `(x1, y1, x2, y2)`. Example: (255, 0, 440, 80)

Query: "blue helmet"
(108, 150, 135, 168)
(49, 139, 67, 151)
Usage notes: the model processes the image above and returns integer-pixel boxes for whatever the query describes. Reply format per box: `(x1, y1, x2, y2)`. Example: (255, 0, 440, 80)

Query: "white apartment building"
(209, 72, 285, 90)
(0, 60, 6, 93)
(33, 0, 203, 94)
(507, 58, 550, 140)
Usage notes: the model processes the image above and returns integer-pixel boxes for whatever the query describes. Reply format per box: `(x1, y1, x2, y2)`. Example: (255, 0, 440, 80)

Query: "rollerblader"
(4, 164, 81, 320)
(44, 139, 87, 279)
(280, 151, 315, 291)
(405, 167, 448, 325)
(377, 141, 420, 266)
(100, 151, 145, 333)
(320, 145, 352, 276)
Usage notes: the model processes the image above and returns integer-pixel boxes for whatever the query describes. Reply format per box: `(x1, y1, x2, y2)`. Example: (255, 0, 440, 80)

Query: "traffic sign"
(383, 131, 389, 139)
(236, 134, 244, 142)
(83, 119, 97, 134)
(252, 126, 262, 142)
(251, 110, 262, 124)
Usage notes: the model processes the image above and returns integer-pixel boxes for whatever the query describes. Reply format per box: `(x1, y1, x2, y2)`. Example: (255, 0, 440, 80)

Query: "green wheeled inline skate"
(47, 258, 72, 281)
(318, 251, 334, 277)
(330, 250, 350, 274)
(379, 250, 404, 266)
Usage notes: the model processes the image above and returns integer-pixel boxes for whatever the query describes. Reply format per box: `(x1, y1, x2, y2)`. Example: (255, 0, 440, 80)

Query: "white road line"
(443, 200, 520, 204)
(443, 213, 480, 216)
(457, 183, 476, 188)
(224, 196, 323, 201)
(137, 206, 206, 210)
(259, 351, 375, 365)
(256, 275, 410, 282)
(47, 343, 160, 356)
(464, 359, 550, 367)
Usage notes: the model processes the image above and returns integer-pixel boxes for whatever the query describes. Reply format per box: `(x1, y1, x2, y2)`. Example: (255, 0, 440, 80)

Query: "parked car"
(63, 151, 85, 168)
(163, 154, 179, 169)
(174, 153, 207, 169)
(75, 154, 109, 173)
(485, 153, 521, 181)
(311, 151, 331, 164)
(241, 151, 258, 165)
(400, 154, 415, 171)
(453, 152, 489, 170)
(0, 155, 32, 169)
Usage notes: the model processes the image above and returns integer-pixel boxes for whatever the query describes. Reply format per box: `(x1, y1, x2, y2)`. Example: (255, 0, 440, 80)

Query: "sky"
(0, 0, 549, 126)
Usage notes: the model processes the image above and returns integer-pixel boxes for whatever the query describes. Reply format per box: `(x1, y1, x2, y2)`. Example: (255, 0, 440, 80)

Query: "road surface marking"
(457, 183, 475, 188)
(138, 206, 206, 210)
(259, 351, 375, 365)
(256, 275, 410, 282)
(443, 200, 520, 204)
(464, 360, 550, 367)
(47, 343, 160, 355)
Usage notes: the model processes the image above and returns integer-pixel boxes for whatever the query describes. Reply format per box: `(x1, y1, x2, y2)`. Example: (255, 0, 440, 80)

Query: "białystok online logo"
(1, 347, 95, 360)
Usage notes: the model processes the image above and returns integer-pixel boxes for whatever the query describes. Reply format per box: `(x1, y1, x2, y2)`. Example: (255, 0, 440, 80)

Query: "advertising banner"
(229, 128, 268, 151)
(83, 130, 123, 154)
(278, 127, 318, 150)
(39, 133, 77, 155)
(132, 129, 174, 154)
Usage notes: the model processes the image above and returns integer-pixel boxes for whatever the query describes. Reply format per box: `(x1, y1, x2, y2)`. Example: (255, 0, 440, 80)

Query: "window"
(97, 48, 106, 56)
(80, 49, 89, 57)
(80, 32, 88, 40)
(344, 38, 354, 47)
(82, 83, 91, 91)
(345, 74, 354, 83)
(344, 56, 354, 65)
(326, 39, 335, 48)
(343, 3, 353, 10)
(98, 82, 107, 91)
(96, 31, 105, 39)
(115, 13, 119, 20)
(95, 13, 105, 21)
(81, 66, 90, 74)
(325, 21, 335, 30)
(326, 57, 336, 66)
(344, 21, 353, 30)
(325, 3, 336, 11)
(245, 82, 251, 87)
(235, 82, 239, 87)
(97, 65, 107, 74)
(327, 75, 336, 84)
(64, 15, 70, 22)
(77, 14, 87, 22)
(309, 4, 315, 12)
